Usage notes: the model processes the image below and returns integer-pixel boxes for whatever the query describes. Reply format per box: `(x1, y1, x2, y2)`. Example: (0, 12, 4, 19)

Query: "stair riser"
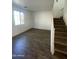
(55, 25, 66, 28)
(55, 43, 67, 54)
(55, 39, 67, 45)
(54, 18, 63, 21)
(55, 29, 67, 32)
(55, 36, 67, 40)
(55, 32, 67, 36)
(54, 51, 67, 59)
(54, 19, 64, 22)
(54, 21, 64, 24)
(54, 22, 65, 25)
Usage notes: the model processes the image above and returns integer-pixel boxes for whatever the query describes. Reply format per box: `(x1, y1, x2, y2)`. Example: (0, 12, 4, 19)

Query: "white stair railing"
(51, 17, 55, 55)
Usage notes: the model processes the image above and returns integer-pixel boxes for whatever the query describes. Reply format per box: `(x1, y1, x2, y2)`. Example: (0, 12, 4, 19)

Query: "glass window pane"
(20, 12, 24, 24)
(14, 11, 20, 25)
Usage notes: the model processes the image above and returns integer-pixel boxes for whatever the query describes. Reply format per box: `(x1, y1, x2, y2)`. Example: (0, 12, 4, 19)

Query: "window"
(13, 10, 24, 25)
(20, 12, 24, 24)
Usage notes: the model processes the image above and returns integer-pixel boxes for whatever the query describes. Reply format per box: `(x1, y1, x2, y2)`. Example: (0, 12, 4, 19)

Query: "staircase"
(54, 17, 67, 59)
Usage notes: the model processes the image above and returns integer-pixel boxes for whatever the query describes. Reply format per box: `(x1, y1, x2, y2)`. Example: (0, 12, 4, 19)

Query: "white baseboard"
(12, 27, 32, 37)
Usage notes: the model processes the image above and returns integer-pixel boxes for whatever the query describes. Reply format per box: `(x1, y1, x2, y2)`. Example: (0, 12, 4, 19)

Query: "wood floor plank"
(12, 28, 66, 59)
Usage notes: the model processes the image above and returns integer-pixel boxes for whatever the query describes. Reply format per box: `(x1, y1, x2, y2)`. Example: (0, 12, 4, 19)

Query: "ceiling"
(13, 0, 54, 11)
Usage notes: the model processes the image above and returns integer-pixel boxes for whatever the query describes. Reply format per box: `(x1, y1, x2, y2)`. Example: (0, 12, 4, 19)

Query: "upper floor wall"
(63, 0, 67, 25)
(52, 0, 67, 25)
(53, 0, 65, 18)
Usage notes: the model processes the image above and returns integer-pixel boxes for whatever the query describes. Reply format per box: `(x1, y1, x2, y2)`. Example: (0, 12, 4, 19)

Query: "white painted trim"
(51, 18, 55, 55)
(12, 27, 32, 37)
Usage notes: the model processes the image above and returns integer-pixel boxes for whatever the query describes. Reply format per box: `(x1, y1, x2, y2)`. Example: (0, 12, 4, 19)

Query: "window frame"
(13, 10, 24, 26)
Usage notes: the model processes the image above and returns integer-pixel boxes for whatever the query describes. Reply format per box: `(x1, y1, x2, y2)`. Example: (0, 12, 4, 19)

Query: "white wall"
(33, 10, 55, 54)
(63, 0, 67, 25)
(33, 11, 53, 30)
(12, 5, 33, 37)
(53, 0, 65, 18)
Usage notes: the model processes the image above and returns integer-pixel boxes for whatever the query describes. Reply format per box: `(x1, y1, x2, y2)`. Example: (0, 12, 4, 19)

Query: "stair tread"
(55, 32, 67, 37)
(54, 19, 64, 21)
(55, 28, 67, 32)
(54, 20, 65, 22)
(55, 37, 67, 47)
(54, 21, 65, 23)
(55, 43, 67, 51)
(54, 18, 60, 20)
(54, 23, 65, 25)
(55, 49, 67, 54)
(54, 21, 65, 24)
(55, 25, 66, 28)
(55, 31, 66, 34)
(55, 41, 67, 46)
(55, 27, 67, 29)
(55, 31, 67, 34)
(55, 36, 67, 39)
(54, 51, 67, 59)
(55, 25, 66, 27)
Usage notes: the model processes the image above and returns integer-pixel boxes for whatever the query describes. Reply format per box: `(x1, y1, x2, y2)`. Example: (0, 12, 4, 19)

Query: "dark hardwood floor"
(12, 28, 66, 59)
